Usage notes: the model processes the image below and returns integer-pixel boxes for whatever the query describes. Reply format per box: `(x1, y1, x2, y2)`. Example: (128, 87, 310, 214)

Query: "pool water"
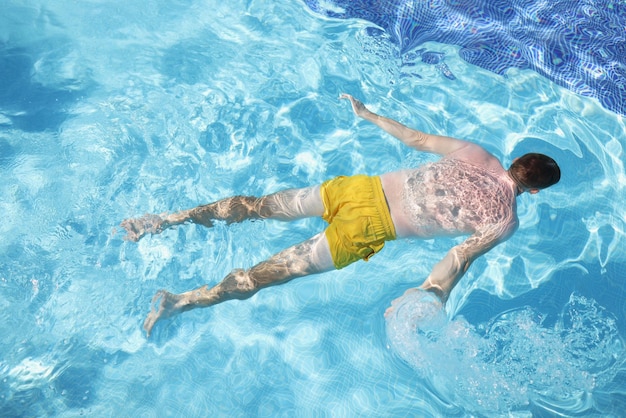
(1, 0, 625, 416)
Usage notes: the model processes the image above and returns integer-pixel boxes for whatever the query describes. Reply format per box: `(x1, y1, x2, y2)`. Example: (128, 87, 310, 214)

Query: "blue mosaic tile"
(305, 0, 626, 115)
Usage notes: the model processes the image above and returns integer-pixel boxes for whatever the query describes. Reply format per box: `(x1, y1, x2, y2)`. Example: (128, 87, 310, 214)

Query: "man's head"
(509, 153, 561, 193)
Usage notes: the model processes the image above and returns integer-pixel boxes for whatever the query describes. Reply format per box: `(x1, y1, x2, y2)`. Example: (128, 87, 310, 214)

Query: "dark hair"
(509, 153, 561, 189)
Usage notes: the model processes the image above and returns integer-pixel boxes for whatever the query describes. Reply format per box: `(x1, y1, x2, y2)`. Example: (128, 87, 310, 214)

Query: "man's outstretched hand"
(385, 287, 420, 318)
(384, 287, 443, 320)
(339, 93, 371, 119)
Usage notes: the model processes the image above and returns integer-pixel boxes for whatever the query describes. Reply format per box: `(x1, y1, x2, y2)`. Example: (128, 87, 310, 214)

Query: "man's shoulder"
(446, 143, 503, 172)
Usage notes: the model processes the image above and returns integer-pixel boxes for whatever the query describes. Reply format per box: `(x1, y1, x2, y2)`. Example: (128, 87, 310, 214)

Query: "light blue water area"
(1, 0, 625, 416)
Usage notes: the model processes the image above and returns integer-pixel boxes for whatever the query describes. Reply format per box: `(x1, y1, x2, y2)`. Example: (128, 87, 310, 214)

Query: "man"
(122, 94, 561, 336)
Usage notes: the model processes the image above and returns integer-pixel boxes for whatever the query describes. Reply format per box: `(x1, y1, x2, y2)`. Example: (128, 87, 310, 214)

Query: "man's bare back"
(381, 156, 518, 239)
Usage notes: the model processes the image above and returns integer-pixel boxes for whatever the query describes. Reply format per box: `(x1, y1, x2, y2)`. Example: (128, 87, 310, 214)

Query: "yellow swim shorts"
(320, 175, 397, 269)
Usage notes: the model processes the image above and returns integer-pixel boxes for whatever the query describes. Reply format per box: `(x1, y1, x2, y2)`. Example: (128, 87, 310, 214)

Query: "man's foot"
(143, 290, 186, 337)
(120, 214, 166, 242)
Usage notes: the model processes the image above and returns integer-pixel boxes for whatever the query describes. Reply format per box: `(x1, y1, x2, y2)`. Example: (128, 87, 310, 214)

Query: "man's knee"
(220, 269, 257, 297)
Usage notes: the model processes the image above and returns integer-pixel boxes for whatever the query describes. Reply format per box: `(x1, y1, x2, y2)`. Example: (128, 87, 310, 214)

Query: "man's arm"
(340, 93, 469, 156)
(420, 223, 515, 302)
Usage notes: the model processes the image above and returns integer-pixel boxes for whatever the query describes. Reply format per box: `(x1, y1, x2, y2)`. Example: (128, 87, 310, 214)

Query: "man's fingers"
(339, 93, 360, 115)
(339, 93, 355, 103)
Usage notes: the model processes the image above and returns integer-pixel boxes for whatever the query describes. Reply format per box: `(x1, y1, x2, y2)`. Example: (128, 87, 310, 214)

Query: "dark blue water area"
(458, 262, 626, 336)
(304, 0, 626, 116)
(455, 265, 626, 415)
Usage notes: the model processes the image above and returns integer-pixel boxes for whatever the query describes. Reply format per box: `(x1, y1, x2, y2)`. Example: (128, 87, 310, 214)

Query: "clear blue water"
(1, 0, 625, 417)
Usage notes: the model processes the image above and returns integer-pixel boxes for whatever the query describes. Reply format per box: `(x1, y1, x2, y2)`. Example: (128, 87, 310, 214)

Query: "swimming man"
(121, 94, 561, 336)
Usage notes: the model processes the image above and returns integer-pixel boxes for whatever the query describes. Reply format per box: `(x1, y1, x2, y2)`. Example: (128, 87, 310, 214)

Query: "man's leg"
(143, 231, 334, 336)
(121, 185, 324, 242)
